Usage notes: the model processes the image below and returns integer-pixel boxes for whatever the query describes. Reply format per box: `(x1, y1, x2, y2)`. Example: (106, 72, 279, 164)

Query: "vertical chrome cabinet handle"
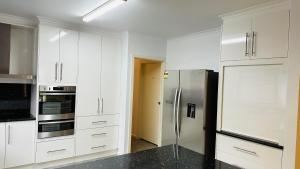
(60, 62, 63, 82)
(173, 88, 179, 135)
(55, 62, 58, 81)
(251, 32, 257, 56)
(8, 125, 11, 145)
(101, 98, 104, 114)
(245, 32, 250, 56)
(176, 88, 182, 138)
(97, 98, 100, 114)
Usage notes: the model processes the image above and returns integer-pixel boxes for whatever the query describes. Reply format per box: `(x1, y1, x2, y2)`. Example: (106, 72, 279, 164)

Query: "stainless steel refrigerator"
(161, 69, 218, 159)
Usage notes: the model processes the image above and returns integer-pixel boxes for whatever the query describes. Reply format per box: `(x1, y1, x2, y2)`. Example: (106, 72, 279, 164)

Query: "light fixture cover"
(83, 0, 127, 22)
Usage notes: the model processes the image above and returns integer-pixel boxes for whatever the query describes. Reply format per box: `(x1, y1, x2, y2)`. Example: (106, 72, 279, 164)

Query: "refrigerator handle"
(176, 88, 182, 138)
(173, 88, 179, 135)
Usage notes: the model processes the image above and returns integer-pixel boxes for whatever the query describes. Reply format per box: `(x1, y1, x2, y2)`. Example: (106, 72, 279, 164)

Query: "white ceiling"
(0, 0, 274, 38)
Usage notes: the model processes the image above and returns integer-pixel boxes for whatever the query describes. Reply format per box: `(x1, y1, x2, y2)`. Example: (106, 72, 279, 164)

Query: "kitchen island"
(56, 145, 240, 169)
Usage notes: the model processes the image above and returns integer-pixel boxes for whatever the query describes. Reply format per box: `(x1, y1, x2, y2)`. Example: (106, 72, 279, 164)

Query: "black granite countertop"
(0, 114, 36, 123)
(56, 145, 240, 169)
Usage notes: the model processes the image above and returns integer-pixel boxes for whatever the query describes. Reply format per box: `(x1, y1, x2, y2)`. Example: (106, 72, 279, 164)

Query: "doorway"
(130, 57, 163, 153)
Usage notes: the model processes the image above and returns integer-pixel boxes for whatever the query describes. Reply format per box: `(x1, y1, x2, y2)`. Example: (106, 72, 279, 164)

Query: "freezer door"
(161, 70, 179, 146)
(178, 70, 207, 154)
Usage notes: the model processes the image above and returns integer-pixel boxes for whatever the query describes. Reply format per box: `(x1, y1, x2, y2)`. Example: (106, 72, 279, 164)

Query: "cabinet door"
(221, 16, 252, 61)
(0, 123, 4, 169)
(252, 9, 289, 59)
(77, 33, 101, 117)
(221, 63, 287, 143)
(38, 25, 60, 84)
(101, 37, 122, 115)
(5, 121, 35, 168)
(60, 29, 79, 84)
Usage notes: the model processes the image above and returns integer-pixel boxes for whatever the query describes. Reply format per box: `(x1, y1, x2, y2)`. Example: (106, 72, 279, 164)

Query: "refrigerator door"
(177, 70, 207, 154)
(161, 70, 179, 146)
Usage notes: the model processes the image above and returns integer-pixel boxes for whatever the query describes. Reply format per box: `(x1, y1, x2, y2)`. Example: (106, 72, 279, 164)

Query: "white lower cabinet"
(5, 121, 35, 168)
(216, 134, 283, 169)
(76, 126, 119, 156)
(0, 124, 5, 169)
(36, 138, 75, 163)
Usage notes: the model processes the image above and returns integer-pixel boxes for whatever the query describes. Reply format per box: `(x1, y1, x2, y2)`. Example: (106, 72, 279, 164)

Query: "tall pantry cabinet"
(76, 33, 121, 156)
(216, 2, 290, 169)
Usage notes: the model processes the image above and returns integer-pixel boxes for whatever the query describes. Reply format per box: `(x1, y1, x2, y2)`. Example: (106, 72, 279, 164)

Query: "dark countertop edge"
(217, 130, 284, 150)
(0, 115, 36, 123)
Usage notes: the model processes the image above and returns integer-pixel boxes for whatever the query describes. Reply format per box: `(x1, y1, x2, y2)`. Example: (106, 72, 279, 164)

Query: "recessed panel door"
(221, 64, 287, 143)
(140, 63, 162, 145)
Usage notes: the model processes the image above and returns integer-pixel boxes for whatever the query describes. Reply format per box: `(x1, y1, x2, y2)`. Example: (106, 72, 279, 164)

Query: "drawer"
(76, 126, 119, 156)
(36, 138, 75, 163)
(77, 114, 120, 130)
(216, 134, 282, 169)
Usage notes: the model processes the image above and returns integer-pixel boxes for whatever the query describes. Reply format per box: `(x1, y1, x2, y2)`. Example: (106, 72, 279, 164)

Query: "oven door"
(39, 93, 75, 121)
(38, 120, 74, 139)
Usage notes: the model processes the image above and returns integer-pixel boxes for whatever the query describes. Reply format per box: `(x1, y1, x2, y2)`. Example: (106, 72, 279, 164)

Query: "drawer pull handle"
(92, 121, 107, 124)
(234, 146, 257, 156)
(47, 149, 67, 154)
(92, 133, 107, 137)
(91, 145, 106, 149)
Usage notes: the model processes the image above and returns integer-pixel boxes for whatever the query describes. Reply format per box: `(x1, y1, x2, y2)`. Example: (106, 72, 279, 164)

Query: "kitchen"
(0, 0, 299, 169)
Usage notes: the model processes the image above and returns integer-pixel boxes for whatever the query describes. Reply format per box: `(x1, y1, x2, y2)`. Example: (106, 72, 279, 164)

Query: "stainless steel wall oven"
(38, 86, 76, 139)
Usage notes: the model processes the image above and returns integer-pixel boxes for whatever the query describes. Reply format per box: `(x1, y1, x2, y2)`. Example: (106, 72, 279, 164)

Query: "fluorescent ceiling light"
(49, 31, 67, 42)
(83, 0, 127, 23)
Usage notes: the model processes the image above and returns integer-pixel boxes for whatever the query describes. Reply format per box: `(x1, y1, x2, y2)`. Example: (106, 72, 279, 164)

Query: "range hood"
(0, 23, 35, 84)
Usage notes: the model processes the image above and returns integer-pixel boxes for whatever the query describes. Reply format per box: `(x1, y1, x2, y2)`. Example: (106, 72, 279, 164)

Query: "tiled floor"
(131, 137, 157, 153)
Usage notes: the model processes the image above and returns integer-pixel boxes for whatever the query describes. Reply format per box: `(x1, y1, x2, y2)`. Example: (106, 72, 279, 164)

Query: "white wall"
(119, 32, 167, 154)
(166, 28, 221, 71)
(128, 32, 167, 59)
(282, 0, 300, 168)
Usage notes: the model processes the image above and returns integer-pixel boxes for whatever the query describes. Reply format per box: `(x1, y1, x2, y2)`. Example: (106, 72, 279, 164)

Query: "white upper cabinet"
(101, 37, 122, 115)
(38, 25, 60, 84)
(77, 33, 101, 117)
(38, 25, 78, 85)
(5, 121, 35, 168)
(59, 29, 79, 84)
(0, 123, 4, 169)
(221, 4, 289, 61)
(221, 16, 252, 61)
(219, 60, 287, 144)
(252, 9, 289, 59)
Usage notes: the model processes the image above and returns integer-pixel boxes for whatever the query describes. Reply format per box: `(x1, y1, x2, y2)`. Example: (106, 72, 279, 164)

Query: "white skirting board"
(7, 150, 118, 169)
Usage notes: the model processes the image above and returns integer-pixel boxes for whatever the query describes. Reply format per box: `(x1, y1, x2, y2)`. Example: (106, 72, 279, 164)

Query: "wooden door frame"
(126, 55, 165, 153)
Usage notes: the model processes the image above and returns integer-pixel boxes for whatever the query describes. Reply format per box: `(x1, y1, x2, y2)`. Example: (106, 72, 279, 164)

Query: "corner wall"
(282, 0, 300, 168)
(121, 32, 167, 154)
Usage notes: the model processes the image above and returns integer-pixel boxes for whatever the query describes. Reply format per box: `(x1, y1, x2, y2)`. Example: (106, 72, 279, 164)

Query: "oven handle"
(39, 120, 74, 125)
(40, 93, 76, 96)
